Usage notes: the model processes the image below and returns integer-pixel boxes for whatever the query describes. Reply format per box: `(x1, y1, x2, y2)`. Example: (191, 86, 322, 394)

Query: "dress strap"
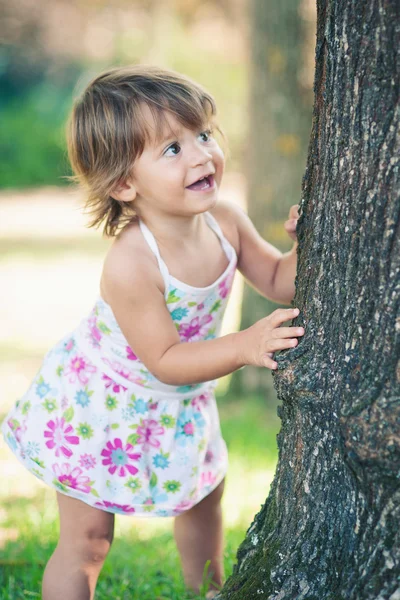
(139, 220, 170, 295)
(204, 212, 235, 262)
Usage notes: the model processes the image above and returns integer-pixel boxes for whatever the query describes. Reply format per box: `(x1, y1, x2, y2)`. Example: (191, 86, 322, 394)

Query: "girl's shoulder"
(209, 199, 243, 256)
(100, 219, 165, 303)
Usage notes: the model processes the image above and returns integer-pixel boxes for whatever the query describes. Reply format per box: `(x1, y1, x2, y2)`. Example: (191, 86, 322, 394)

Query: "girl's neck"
(138, 211, 207, 246)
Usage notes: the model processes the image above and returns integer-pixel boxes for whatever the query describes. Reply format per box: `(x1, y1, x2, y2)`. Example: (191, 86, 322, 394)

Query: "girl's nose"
(189, 143, 213, 167)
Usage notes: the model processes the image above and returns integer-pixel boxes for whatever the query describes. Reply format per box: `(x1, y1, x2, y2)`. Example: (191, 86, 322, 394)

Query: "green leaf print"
(105, 395, 118, 411)
(63, 406, 74, 423)
(111, 423, 120, 429)
(53, 479, 68, 493)
(9, 419, 20, 430)
(90, 488, 100, 498)
(31, 469, 44, 479)
(160, 414, 176, 428)
(76, 422, 94, 440)
(43, 399, 58, 413)
(21, 401, 31, 415)
(166, 289, 181, 304)
(149, 472, 158, 489)
(31, 458, 45, 469)
(98, 321, 112, 335)
(125, 477, 141, 492)
(210, 300, 222, 313)
(163, 480, 181, 494)
(56, 365, 64, 377)
(127, 433, 140, 446)
(187, 301, 197, 307)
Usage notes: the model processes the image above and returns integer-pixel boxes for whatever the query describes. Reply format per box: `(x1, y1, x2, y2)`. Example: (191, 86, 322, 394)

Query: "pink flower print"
(101, 438, 141, 477)
(178, 315, 213, 342)
(64, 355, 96, 385)
(191, 393, 210, 410)
(64, 338, 75, 353)
(52, 463, 91, 493)
(197, 303, 205, 311)
(88, 316, 102, 345)
(102, 374, 127, 394)
(126, 346, 138, 361)
(102, 357, 150, 387)
(200, 471, 217, 489)
(79, 453, 97, 470)
(136, 419, 165, 451)
(218, 277, 231, 299)
(174, 499, 194, 514)
(44, 418, 79, 458)
(95, 501, 135, 514)
(183, 422, 195, 436)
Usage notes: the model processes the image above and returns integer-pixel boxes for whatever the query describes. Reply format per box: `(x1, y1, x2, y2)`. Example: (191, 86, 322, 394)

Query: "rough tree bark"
(218, 0, 400, 598)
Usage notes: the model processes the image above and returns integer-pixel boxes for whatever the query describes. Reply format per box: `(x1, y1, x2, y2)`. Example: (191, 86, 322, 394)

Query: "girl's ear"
(110, 179, 137, 202)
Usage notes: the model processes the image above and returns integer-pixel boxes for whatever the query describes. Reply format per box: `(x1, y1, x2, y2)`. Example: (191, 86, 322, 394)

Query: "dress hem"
(1, 421, 228, 518)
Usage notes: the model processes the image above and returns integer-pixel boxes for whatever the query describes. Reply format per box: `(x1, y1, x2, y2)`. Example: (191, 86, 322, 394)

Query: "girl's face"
(130, 105, 225, 220)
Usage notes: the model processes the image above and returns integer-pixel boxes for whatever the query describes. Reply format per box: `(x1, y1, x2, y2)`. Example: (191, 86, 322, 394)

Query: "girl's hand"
(239, 308, 304, 370)
(284, 204, 300, 241)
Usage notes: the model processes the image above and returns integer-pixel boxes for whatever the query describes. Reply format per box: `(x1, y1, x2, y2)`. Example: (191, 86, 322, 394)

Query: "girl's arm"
(211, 201, 298, 305)
(101, 241, 303, 386)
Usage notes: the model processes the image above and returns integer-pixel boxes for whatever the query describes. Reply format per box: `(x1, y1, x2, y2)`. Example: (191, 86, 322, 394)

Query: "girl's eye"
(199, 130, 212, 142)
(164, 143, 181, 157)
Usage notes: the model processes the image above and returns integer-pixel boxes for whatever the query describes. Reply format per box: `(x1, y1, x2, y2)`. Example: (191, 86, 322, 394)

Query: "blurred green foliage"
(0, 4, 246, 189)
(0, 84, 73, 188)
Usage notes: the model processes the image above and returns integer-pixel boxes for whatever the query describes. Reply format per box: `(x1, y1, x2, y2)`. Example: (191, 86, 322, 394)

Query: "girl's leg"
(42, 492, 115, 600)
(174, 479, 225, 597)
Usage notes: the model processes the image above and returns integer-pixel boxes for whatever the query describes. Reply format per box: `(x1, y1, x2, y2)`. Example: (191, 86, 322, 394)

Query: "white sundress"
(2, 212, 237, 517)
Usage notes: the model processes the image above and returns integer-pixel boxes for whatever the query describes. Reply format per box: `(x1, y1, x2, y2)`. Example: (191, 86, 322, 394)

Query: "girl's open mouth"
(186, 175, 215, 191)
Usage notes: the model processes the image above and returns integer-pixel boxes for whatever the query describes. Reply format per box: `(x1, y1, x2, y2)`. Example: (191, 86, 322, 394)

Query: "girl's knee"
(57, 494, 114, 565)
(78, 523, 114, 565)
(59, 516, 114, 566)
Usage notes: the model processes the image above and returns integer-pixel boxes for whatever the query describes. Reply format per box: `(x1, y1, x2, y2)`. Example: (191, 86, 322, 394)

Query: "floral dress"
(2, 212, 237, 517)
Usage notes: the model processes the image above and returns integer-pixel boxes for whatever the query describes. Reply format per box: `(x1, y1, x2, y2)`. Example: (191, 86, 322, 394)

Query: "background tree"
(218, 0, 400, 598)
(232, 0, 314, 395)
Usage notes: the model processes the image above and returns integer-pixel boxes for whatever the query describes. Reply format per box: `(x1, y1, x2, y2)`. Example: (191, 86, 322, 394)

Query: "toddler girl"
(2, 65, 304, 600)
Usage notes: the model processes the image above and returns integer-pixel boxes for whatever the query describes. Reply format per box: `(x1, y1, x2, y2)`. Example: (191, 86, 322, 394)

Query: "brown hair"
(67, 65, 220, 236)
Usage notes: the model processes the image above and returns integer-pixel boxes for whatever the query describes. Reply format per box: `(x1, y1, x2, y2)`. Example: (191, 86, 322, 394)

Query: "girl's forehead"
(139, 102, 207, 148)
(140, 104, 180, 144)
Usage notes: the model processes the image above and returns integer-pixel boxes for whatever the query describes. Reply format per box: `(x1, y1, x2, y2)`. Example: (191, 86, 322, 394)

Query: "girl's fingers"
(272, 326, 304, 339)
(267, 338, 299, 352)
(263, 355, 278, 370)
(269, 308, 300, 328)
(288, 205, 300, 219)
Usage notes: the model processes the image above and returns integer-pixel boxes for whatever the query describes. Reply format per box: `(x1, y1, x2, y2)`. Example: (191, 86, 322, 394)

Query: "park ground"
(0, 176, 280, 599)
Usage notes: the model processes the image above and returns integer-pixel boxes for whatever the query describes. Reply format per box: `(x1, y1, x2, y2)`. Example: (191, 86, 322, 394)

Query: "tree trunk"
(232, 0, 314, 395)
(218, 0, 400, 598)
